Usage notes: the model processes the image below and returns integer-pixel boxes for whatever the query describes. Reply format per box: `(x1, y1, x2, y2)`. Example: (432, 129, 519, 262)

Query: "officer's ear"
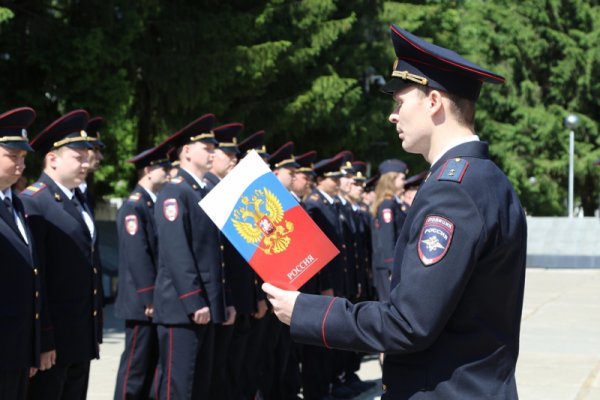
(427, 89, 444, 116)
(44, 149, 60, 170)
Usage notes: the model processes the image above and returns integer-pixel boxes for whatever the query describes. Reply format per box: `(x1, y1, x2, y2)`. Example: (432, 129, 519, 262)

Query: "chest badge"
(418, 215, 454, 266)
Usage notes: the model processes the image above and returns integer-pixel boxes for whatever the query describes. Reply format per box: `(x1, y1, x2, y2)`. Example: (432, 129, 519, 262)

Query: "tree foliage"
(0, 0, 599, 214)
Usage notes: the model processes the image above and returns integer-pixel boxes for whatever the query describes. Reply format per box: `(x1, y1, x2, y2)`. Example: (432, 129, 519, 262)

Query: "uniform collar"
(430, 140, 490, 173)
(55, 180, 75, 200)
(0, 188, 12, 201)
(430, 135, 480, 168)
(318, 189, 335, 204)
(141, 186, 157, 203)
(180, 167, 206, 189)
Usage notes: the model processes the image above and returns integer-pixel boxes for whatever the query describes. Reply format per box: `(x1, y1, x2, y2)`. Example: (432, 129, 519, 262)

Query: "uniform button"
(35, 313, 40, 320)
(221, 262, 225, 267)
(35, 291, 39, 298)
(221, 279, 226, 284)
(342, 244, 346, 249)
(93, 289, 97, 295)
(33, 268, 38, 275)
(93, 310, 97, 316)
(220, 245, 224, 251)
(344, 268, 347, 272)
(93, 268, 98, 274)
(254, 279, 258, 285)
(382, 384, 387, 392)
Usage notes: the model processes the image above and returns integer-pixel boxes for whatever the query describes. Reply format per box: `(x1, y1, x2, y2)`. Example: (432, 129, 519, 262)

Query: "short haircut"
(416, 86, 476, 127)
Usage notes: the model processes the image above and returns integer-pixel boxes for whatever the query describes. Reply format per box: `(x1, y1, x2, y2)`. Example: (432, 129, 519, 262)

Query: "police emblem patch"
(382, 208, 392, 223)
(418, 215, 454, 266)
(163, 198, 179, 222)
(124, 215, 138, 235)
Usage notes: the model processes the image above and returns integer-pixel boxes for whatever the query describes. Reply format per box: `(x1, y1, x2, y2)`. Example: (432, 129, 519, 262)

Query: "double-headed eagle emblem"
(232, 188, 294, 255)
(421, 236, 445, 252)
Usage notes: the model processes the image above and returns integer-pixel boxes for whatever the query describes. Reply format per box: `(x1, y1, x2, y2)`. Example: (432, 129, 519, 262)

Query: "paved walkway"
(89, 268, 600, 399)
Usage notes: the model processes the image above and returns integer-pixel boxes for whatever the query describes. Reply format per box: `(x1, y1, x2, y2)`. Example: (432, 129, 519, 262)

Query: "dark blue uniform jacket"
(153, 169, 228, 325)
(0, 194, 40, 369)
(20, 173, 103, 365)
(291, 142, 527, 399)
(114, 186, 158, 321)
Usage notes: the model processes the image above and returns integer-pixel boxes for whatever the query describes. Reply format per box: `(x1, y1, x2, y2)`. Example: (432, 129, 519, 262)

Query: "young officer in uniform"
(264, 25, 527, 400)
(22, 109, 103, 400)
(371, 158, 408, 302)
(79, 116, 105, 212)
(153, 114, 232, 399)
(234, 130, 271, 400)
(203, 122, 241, 400)
(0, 107, 40, 400)
(113, 143, 171, 400)
(291, 150, 317, 203)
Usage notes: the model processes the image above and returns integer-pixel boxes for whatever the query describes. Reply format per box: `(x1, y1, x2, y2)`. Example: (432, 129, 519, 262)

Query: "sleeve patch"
(418, 215, 454, 266)
(21, 182, 47, 197)
(437, 158, 469, 183)
(124, 214, 139, 235)
(162, 198, 179, 221)
(382, 208, 393, 223)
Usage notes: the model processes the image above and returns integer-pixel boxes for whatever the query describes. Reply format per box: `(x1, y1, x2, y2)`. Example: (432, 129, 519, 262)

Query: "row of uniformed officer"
(21, 109, 104, 400)
(0, 107, 40, 400)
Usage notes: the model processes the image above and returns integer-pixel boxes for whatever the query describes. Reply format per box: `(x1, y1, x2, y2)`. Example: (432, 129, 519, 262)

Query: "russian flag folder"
(199, 150, 339, 290)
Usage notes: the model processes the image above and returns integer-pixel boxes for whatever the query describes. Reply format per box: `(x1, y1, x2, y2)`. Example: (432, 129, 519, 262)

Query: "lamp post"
(564, 114, 580, 217)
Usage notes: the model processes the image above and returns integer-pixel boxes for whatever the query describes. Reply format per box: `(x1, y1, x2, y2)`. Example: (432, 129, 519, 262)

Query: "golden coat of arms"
(231, 188, 294, 255)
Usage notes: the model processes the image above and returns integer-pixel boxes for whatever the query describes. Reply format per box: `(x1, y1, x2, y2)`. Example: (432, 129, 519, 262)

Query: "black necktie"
(3, 196, 13, 214)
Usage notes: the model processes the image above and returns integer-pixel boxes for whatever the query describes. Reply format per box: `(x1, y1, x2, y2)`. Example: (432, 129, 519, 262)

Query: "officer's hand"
(40, 350, 56, 371)
(192, 307, 211, 325)
(29, 367, 38, 378)
(262, 283, 300, 326)
(252, 299, 268, 320)
(320, 288, 334, 296)
(145, 305, 154, 319)
(223, 306, 236, 325)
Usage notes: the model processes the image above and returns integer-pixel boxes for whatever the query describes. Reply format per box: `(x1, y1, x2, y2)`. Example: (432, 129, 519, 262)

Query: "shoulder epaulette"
(128, 192, 142, 203)
(170, 177, 184, 185)
(308, 193, 320, 202)
(437, 158, 469, 183)
(20, 182, 47, 197)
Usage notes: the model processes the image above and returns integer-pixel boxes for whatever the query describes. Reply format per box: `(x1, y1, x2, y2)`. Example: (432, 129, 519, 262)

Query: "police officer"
(113, 143, 171, 400)
(264, 24, 527, 399)
(22, 109, 103, 400)
(79, 116, 105, 211)
(291, 150, 317, 203)
(301, 155, 345, 400)
(203, 122, 242, 400)
(153, 114, 233, 399)
(260, 142, 301, 399)
(371, 159, 408, 302)
(0, 107, 40, 400)
(234, 130, 271, 399)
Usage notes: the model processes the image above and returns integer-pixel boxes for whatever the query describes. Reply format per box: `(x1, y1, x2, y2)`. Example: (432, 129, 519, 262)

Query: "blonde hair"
(371, 172, 398, 217)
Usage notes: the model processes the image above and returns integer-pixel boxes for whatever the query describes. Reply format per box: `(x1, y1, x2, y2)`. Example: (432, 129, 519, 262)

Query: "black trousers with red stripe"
(114, 321, 159, 400)
(156, 323, 214, 400)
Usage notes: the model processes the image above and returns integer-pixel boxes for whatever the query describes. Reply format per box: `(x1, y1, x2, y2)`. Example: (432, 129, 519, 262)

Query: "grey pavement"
(89, 268, 600, 399)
